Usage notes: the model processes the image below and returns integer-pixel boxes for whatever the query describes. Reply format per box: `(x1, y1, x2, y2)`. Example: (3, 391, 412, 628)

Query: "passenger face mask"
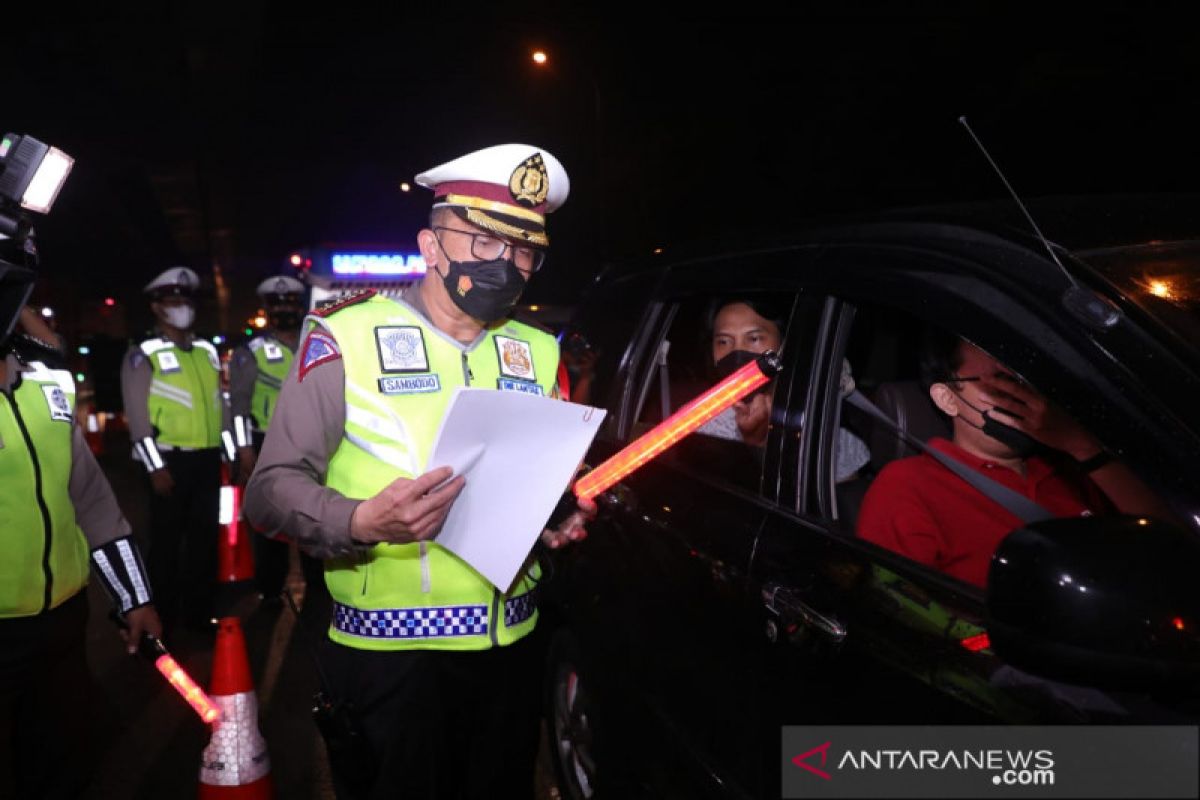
(440, 257, 527, 323)
(951, 389, 1041, 458)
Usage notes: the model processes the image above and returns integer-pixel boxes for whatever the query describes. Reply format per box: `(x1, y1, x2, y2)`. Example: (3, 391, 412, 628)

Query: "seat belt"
(845, 390, 1055, 524)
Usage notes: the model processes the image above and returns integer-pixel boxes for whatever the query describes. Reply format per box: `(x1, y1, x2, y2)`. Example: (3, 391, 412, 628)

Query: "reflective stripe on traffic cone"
(198, 617, 273, 798)
(217, 476, 255, 583)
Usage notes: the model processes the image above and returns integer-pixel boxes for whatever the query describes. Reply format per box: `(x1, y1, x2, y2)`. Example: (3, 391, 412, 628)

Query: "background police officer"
(120, 266, 223, 635)
(2, 234, 161, 799)
(228, 275, 323, 603)
(245, 144, 593, 798)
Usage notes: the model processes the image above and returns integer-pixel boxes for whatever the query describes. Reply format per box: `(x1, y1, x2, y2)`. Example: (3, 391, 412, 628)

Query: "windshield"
(1074, 241, 1200, 362)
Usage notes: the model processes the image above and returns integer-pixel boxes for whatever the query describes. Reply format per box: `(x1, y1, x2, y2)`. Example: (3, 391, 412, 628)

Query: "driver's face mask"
(950, 387, 1042, 458)
(714, 349, 775, 394)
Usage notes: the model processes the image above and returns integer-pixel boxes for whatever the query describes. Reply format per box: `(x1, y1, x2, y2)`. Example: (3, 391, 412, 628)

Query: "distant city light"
(529, 305, 540, 311)
(653, 247, 664, 255)
(289, 253, 303, 267)
(1148, 279, 1175, 299)
(331, 253, 426, 277)
(532, 50, 548, 65)
(253, 316, 267, 329)
(399, 182, 411, 192)
(40, 306, 53, 317)
(75, 373, 85, 382)
(244, 327, 253, 336)
(212, 335, 225, 345)
(78, 346, 90, 355)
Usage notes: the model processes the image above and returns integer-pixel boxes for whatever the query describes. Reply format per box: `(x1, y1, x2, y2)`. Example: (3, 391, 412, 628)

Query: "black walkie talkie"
(281, 589, 378, 793)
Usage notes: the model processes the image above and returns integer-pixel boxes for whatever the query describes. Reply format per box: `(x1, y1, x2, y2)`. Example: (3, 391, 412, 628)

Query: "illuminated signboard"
(331, 253, 426, 277)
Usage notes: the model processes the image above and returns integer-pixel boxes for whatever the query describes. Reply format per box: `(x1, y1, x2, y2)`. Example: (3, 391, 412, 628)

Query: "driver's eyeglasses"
(433, 227, 546, 272)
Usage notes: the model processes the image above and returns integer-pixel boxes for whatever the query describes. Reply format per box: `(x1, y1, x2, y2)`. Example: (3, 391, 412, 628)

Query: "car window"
(832, 299, 1199, 590)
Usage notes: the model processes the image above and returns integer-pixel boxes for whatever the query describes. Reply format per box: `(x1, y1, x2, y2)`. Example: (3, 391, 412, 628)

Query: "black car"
(540, 202, 1200, 799)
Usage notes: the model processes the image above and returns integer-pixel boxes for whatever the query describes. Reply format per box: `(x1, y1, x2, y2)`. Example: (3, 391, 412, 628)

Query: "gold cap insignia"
(508, 153, 550, 208)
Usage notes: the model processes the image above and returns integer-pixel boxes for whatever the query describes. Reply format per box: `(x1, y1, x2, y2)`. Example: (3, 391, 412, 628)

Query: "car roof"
(593, 193, 1200, 286)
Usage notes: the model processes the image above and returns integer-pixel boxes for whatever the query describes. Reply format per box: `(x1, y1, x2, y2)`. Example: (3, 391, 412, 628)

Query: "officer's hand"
(236, 448, 258, 487)
(149, 468, 175, 496)
(541, 496, 597, 549)
(349, 466, 465, 545)
(122, 605, 164, 655)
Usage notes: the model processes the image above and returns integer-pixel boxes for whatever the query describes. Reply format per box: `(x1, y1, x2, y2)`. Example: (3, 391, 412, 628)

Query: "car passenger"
(697, 296, 870, 482)
(857, 330, 1168, 588)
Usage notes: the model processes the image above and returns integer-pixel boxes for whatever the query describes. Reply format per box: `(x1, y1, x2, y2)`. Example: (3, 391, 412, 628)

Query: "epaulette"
(312, 289, 377, 318)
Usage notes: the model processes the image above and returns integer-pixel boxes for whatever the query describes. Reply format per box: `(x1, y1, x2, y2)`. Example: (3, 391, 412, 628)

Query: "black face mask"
(714, 349, 774, 393)
(441, 257, 527, 322)
(269, 311, 303, 331)
(952, 390, 1042, 458)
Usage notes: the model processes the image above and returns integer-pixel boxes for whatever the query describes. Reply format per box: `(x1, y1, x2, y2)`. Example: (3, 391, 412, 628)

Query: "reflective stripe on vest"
(249, 335, 293, 430)
(1, 362, 90, 617)
(138, 337, 222, 449)
(318, 295, 560, 652)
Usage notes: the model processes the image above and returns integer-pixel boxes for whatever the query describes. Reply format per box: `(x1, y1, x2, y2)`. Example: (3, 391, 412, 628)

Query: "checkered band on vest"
(333, 603, 489, 639)
(504, 591, 538, 627)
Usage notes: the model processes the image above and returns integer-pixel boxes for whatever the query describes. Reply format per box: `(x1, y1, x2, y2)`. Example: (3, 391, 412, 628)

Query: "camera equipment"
(0, 133, 74, 347)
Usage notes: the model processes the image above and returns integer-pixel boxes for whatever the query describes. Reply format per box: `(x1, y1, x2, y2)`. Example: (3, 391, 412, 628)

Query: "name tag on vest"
(263, 342, 284, 362)
(42, 385, 74, 422)
(497, 377, 544, 395)
(157, 351, 181, 373)
(378, 374, 442, 395)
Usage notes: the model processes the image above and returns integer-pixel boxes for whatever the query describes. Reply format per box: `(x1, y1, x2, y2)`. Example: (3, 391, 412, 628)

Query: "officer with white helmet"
(227, 274, 322, 602)
(245, 143, 594, 798)
(120, 266, 223, 635)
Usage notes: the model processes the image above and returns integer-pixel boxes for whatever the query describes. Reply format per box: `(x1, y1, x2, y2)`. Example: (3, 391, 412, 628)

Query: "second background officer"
(228, 275, 324, 605)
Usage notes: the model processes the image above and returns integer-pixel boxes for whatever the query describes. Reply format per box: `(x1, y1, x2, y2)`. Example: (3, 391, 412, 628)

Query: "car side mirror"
(986, 515, 1200, 692)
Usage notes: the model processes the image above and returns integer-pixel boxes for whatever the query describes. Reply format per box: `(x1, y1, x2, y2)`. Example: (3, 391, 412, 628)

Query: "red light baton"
(140, 634, 222, 724)
(573, 350, 782, 501)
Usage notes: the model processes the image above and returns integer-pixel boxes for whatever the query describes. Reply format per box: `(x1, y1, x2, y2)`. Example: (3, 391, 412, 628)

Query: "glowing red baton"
(573, 351, 782, 500)
(141, 635, 222, 724)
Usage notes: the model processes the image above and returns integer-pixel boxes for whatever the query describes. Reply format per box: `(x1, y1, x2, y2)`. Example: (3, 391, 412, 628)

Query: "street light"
(531, 50, 548, 66)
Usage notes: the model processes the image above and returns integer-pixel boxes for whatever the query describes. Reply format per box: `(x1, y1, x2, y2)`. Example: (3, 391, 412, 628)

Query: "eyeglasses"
(433, 226, 546, 273)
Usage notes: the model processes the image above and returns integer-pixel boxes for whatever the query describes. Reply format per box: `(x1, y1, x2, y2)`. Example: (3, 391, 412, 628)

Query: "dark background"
(4, 3, 1197, 335)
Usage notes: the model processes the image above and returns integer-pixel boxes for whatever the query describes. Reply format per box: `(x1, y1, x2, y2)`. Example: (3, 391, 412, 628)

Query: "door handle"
(762, 582, 847, 646)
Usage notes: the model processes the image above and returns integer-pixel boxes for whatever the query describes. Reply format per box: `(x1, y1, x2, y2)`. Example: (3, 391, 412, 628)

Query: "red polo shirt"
(856, 438, 1111, 588)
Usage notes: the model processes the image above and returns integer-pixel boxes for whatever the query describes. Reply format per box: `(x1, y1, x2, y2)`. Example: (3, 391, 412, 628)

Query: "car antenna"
(958, 116, 1121, 330)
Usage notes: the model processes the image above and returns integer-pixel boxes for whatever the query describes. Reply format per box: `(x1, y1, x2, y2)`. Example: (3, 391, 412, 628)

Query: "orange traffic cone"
(198, 617, 274, 798)
(217, 466, 255, 583)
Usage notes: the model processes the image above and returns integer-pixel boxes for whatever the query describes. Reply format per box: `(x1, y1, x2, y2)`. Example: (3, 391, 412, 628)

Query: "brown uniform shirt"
(3, 353, 133, 548)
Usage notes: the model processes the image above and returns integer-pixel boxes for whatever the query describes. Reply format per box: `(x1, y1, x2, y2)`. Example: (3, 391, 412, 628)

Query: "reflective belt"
(332, 592, 538, 640)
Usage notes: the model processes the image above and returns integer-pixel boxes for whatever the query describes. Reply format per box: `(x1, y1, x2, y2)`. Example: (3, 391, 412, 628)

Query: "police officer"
(245, 144, 594, 798)
(228, 275, 323, 602)
(2, 236, 161, 799)
(120, 266, 223, 635)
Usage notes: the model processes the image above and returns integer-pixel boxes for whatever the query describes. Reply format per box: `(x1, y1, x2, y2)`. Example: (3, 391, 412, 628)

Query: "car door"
(557, 254, 838, 798)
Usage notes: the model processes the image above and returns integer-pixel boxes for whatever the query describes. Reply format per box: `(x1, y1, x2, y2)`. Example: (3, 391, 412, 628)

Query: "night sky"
(4, 4, 1198, 336)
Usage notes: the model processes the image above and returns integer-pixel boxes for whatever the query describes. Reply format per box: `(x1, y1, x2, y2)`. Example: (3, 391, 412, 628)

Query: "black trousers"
(146, 448, 220, 629)
(0, 591, 95, 799)
(321, 629, 544, 800)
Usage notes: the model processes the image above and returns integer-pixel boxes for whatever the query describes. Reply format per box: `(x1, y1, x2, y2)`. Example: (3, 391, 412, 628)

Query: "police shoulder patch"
(312, 289, 377, 318)
(297, 329, 342, 382)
